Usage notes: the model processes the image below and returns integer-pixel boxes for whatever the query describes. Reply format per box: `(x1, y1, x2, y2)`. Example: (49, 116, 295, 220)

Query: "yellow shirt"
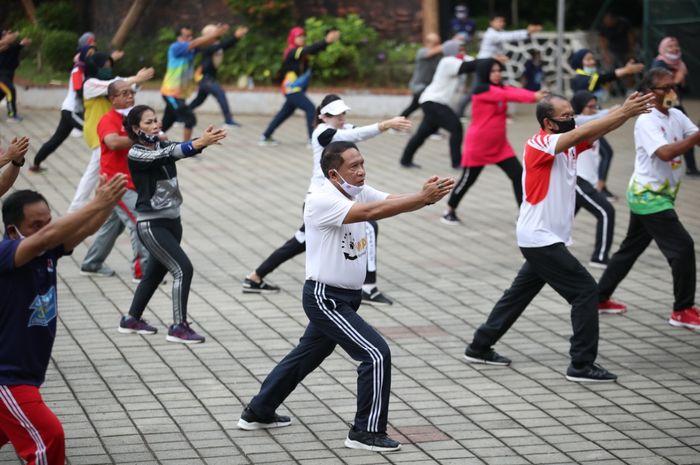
(83, 97, 112, 149)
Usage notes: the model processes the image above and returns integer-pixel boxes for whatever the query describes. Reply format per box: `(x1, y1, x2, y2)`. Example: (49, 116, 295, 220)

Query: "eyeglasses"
(651, 85, 677, 93)
(114, 90, 136, 97)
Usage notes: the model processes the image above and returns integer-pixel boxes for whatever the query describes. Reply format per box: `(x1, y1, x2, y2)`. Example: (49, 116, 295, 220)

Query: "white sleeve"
(676, 109, 699, 138)
(305, 194, 354, 229)
(359, 185, 390, 203)
(332, 123, 381, 143)
(83, 78, 117, 99)
(494, 29, 529, 43)
(527, 133, 561, 156)
(635, 117, 669, 159)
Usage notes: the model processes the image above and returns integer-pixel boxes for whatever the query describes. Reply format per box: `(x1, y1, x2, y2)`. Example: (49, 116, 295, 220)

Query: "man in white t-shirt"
(237, 141, 454, 452)
(598, 68, 700, 329)
(477, 14, 541, 59)
(463, 91, 655, 383)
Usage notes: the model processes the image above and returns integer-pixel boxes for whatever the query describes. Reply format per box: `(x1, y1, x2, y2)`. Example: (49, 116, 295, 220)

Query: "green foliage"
(217, 32, 282, 85)
(225, 0, 294, 31)
(41, 30, 78, 71)
(36, 1, 79, 33)
(303, 14, 378, 83)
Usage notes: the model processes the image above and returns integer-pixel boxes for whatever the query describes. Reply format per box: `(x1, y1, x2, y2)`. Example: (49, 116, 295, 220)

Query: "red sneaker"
(599, 299, 627, 314)
(669, 306, 700, 330)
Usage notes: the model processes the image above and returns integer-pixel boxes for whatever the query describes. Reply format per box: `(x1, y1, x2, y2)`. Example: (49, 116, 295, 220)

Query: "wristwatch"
(11, 158, 25, 167)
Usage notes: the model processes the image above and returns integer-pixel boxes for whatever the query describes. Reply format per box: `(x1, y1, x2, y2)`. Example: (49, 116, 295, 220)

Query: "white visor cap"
(321, 99, 351, 116)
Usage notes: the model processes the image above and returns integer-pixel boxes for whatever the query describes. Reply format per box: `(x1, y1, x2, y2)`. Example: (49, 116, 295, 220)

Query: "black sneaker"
(400, 162, 421, 169)
(237, 407, 291, 430)
(463, 346, 512, 366)
(566, 363, 617, 383)
(242, 277, 280, 294)
(441, 211, 461, 225)
(344, 425, 401, 452)
(362, 287, 393, 306)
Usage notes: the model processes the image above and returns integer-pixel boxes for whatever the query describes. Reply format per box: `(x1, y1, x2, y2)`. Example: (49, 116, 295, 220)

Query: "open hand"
(422, 176, 456, 204)
(199, 125, 227, 147)
(135, 67, 155, 83)
(621, 91, 656, 118)
(5, 137, 30, 161)
(383, 116, 412, 132)
(95, 174, 128, 207)
(235, 26, 249, 39)
(325, 30, 341, 43)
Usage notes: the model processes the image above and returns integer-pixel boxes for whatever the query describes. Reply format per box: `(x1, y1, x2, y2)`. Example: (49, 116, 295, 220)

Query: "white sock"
(362, 284, 377, 294)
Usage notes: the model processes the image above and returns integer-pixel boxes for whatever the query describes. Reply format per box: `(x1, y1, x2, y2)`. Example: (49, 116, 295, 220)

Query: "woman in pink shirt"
(442, 59, 544, 224)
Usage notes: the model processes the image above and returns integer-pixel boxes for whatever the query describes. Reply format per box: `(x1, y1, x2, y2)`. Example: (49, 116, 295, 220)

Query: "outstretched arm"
(343, 176, 455, 223)
(13, 174, 128, 267)
(554, 92, 655, 154)
(0, 136, 29, 196)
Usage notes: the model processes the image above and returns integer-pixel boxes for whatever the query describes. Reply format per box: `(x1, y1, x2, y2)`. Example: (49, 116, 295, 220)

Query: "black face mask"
(550, 117, 576, 134)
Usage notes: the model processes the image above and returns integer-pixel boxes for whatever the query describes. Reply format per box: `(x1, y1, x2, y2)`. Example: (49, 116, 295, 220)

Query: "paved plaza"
(0, 102, 699, 465)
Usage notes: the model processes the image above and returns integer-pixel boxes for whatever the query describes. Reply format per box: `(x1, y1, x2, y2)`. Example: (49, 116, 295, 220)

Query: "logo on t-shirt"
(27, 286, 57, 327)
(341, 232, 368, 261)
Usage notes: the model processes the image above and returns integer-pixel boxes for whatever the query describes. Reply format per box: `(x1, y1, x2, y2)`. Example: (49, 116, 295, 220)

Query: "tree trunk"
(110, 0, 151, 50)
(422, 0, 439, 36)
(21, 0, 38, 25)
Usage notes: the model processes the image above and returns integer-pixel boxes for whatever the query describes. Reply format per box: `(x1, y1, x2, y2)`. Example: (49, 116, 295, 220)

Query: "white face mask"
(664, 52, 680, 61)
(11, 225, 25, 240)
(332, 170, 364, 198)
(583, 66, 597, 74)
(115, 106, 133, 116)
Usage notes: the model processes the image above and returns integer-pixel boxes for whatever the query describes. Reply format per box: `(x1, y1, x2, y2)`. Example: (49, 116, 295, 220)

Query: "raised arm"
(0, 136, 29, 196)
(554, 92, 655, 154)
(13, 174, 127, 267)
(343, 176, 455, 223)
(189, 24, 229, 50)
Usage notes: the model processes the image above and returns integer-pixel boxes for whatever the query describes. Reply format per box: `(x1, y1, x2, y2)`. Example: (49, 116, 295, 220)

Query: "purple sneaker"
(166, 321, 205, 344)
(118, 315, 157, 335)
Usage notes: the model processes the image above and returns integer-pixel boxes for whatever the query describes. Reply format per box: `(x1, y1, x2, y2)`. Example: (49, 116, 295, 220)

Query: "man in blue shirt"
(0, 174, 126, 465)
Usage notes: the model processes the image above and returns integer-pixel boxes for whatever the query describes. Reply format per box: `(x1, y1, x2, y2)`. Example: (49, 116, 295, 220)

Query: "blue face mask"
(583, 66, 597, 74)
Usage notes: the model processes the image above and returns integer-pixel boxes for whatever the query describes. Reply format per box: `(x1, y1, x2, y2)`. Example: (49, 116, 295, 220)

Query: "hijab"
(283, 27, 305, 59)
(656, 37, 687, 75)
(472, 58, 504, 95)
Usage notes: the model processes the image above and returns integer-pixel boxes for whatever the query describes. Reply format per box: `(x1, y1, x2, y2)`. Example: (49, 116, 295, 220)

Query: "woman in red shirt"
(442, 59, 544, 224)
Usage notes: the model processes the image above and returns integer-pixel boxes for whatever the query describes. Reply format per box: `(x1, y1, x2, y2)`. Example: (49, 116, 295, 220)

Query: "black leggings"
(400, 91, 422, 118)
(447, 157, 523, 210)
(33, 110, 84, 167)
(597, 137, 614, 182)
(400, 101, 462, 168)
(129, 218, 193, 324)
(0, 76, 17, 117)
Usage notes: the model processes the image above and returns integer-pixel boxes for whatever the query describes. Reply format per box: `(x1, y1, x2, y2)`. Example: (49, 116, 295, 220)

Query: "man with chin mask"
(463, 91, 655, 383)
(237, 141, 454, 452)
(79, 80, 150, 282)
(597, 68, 700, 329)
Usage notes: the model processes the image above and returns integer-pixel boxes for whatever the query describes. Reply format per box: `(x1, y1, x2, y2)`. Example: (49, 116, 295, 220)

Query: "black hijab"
(473, 58, 505, 95)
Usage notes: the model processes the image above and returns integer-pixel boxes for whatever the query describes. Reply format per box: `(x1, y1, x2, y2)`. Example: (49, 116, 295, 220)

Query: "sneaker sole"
(588, 262, 608, 270)
(344, 438, 401, 452)
(463, 354, 511, 366)
(242, 287, 280, 294)
(237, 418, 291, 430)
(118, 326, 157, 335)
(440, 218, 461, 226)
(362, 298, 393, 306)
(565, 375, 617, 383)
(599, 308, 627, 315)
(165, 335, 205, 344)
(80, 270, 115, 277)
(668, 319, 700, 330)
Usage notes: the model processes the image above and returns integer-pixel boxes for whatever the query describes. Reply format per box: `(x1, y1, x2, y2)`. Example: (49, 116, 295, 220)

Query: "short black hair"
(124, 104, 155, 142)
(321, 141, 358, 178)
(490, 13, 506, 21)
(638, 67, 673, 93)
(2, 190, 48, 230)
(176, 25, 192, 36)
(536, 93, 567, 129)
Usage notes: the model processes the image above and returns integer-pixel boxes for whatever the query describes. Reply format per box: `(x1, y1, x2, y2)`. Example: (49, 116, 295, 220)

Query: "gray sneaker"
(80, 265, 115, 277)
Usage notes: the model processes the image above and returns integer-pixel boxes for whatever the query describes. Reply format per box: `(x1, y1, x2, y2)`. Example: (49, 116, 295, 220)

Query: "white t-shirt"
(477, 28, 529, 58)
(419, 56, 473, 106)
(517, 131, 591, 247)
(628, 108, 697, 214)
(576, 143, 599, 186)
(60, 66, 82, 113)
(308, 122, 381, 191)
(304, 180, 389, 289)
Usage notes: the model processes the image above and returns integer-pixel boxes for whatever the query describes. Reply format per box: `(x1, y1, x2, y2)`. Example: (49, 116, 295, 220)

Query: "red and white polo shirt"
(517, 130, 591, 248)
